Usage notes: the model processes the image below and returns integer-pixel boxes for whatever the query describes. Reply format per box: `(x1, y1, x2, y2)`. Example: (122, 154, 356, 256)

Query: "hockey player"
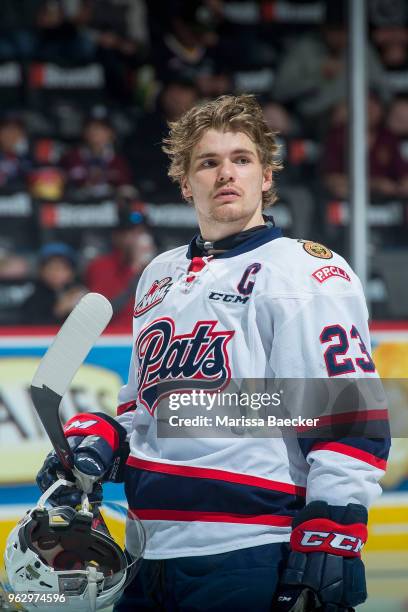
(37, 95, 390, 611)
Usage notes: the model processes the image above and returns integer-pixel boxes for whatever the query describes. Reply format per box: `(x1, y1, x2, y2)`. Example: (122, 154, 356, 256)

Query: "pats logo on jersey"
(298, 240, 333, 259)
(134, 277, 172, 318)
(136, 317, 234, 414)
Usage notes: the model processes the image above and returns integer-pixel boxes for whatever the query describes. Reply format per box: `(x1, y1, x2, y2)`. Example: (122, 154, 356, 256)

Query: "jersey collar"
(186, 226, 283, 259)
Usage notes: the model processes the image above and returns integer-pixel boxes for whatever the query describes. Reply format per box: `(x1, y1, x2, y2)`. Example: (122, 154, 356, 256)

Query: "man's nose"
(217, 160, 236, 183)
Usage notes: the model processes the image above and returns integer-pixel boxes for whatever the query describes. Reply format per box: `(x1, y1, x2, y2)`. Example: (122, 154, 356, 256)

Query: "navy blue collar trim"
(186, 226, 283, 259)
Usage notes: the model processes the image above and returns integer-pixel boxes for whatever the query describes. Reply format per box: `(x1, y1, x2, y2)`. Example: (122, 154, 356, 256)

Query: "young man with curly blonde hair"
(37, 95, 389, 611)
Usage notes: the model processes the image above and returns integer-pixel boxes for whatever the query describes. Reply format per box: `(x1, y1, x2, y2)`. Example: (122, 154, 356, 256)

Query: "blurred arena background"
(0, 0, 407, 610)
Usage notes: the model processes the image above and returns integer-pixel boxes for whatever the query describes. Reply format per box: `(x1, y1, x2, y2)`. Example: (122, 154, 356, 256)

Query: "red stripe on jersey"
(311, 441, 387, 470)
(117, 400, 137, 416)
(129, 509, 293, 526)
(126, 456, 306, 497)
(296, 408, 389, 431)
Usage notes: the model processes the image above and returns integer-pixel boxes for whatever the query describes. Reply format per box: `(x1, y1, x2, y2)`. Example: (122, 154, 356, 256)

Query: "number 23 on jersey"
(320, 324, 375, 376)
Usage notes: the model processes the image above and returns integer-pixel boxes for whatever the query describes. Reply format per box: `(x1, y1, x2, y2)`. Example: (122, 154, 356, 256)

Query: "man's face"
(0, 123, 26, 154)
(161, 84, 198, 121)
(181, 129, 272, 238)
(40, 257, 74, 291)
(113, 226, 156, 267)
(84, 122, 114, 151)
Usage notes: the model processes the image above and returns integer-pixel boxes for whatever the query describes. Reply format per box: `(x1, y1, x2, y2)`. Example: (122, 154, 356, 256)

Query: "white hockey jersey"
(116, 227, 389, 559)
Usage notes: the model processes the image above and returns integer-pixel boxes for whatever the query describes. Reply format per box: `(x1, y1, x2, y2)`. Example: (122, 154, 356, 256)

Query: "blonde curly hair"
(162, 94, 282, 208)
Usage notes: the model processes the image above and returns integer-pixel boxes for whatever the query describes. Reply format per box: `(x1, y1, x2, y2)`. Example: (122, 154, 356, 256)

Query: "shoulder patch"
(298, 240, 333, 259)
(312, 266, 350, 283)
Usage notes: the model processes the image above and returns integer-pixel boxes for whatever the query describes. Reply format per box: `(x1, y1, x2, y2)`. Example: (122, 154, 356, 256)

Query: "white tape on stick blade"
(31, 292, 113, 396)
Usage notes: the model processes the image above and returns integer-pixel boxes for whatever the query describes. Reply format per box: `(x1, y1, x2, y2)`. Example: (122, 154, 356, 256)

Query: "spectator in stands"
(322, 93, 408, 200)
(0, 247, 32, 325)
(156, 78, 201, 124)
(262, 100, 302, 143)
(85, 210, 156, 328)
(31, 0, 94, 63)
(83, 0, 149, 56)
(0, 248, 30, 279)
(387, 95, 408, 138)
(387, 95, 408, 196)
(62, 115, 133, 199)
(262, 99, 315, 238)
(147, 2, 226, 96)
(202, 0, 277, 73)
(77, 0, 149, 102)
(0, 117, 32, 191)
(22, 242, 86, 325)
(0, 0, 40, 60)
(126, 78, 200, 201)
(273, 4, 387, 133)
(372, 25, 408, 95)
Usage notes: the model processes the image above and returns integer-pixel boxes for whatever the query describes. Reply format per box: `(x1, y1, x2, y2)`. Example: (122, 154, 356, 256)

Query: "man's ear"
(181, 176, 193, 200)
(262, 166, 273, 192)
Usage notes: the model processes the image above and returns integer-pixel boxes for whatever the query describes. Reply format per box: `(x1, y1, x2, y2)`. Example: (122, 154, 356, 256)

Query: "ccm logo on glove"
(291, 518, 367, 557)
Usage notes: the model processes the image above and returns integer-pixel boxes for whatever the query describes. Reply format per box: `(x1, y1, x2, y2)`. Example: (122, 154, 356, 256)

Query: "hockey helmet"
(4, 481, 145, 612)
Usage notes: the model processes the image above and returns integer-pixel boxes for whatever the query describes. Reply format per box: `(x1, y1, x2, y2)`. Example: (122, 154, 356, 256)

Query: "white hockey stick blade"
(31, 293, 112, 473)
(32, 292, 113, 396)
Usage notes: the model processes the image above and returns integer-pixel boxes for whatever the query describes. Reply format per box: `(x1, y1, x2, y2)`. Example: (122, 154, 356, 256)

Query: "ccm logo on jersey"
(209, 291, 249, 304)
(312, 266, 351, 283)
(134, 277, 172, 318)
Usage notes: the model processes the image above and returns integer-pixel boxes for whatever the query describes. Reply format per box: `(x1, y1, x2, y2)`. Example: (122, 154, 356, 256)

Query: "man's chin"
(211, 203, 248, 223)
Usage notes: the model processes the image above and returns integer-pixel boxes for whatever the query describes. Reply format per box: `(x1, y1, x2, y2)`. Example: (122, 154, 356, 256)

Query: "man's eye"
(201, 160, 216, 168)
(236, 157, 250, 164)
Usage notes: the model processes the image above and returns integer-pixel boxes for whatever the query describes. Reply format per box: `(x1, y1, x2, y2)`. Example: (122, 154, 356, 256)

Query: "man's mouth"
(214, 188, 241, 201)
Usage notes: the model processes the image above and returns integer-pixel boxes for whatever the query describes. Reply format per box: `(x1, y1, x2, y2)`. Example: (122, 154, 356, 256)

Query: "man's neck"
(194, 217, 273, 257)
(199, 213, 265, 242)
